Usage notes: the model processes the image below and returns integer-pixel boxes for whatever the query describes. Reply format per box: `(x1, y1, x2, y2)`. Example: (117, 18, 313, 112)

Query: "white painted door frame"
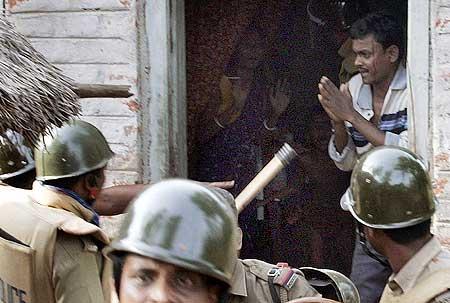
(408, 0, 431, 164)
(141, 0, 187, 182)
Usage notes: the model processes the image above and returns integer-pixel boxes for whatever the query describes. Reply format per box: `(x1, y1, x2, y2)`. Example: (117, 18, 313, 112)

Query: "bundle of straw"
(0, 16, 80, 145)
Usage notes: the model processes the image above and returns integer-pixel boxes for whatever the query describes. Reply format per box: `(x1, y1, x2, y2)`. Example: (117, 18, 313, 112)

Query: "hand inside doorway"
(265, 78, 290, 129)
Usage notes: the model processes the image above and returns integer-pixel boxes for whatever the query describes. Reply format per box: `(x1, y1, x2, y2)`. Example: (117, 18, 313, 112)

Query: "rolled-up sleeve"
(328, 134, 357, 172)
(384, 129, 408, 148)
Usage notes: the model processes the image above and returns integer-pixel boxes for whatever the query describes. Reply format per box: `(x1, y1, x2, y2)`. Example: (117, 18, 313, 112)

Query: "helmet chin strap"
(356, 223, 390, 267)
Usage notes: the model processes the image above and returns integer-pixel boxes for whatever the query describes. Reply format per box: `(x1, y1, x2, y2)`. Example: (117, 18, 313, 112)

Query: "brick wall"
(431, 0, 450, 248)
(5, 0, 140, 186)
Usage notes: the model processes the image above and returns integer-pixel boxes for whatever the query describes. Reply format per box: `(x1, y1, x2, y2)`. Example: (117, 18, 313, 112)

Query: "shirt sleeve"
(53, 232, 105, 303)
(384, 129, 408, 148)
(328, 133, 357, 172)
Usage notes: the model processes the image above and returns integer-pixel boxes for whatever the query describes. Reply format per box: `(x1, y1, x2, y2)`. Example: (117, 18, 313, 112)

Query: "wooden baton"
(235, 143, 298, 213)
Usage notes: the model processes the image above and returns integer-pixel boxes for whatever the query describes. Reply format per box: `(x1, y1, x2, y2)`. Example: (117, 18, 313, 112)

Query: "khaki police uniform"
(380, 237, 450, 303)
(0, 181, 111, 303)
(228, 259, 320, 303)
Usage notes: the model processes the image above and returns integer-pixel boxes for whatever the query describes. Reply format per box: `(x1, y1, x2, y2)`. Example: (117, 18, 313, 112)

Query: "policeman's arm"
(94, 181, 235, 216)
(94, 184, 148, 216)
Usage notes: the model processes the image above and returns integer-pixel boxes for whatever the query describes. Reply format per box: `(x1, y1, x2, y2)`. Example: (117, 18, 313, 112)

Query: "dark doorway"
(185, 0, 407, 276)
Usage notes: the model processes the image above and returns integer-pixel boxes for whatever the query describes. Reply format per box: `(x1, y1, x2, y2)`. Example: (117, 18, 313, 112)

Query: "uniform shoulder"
(240, 258, 274, 281)
(1, 192, 108, 244)
(54, 232, 101, 263)
(0, 183, 34, 203)
(240, 259, 318, 297)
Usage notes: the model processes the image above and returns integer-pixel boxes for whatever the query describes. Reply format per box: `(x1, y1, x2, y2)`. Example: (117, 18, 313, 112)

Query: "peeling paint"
(8, 0, 28, 9)
(123, 125, 138, 136)
(109, 74, 138, 84)
(436, 17, 450, 29)
(125, 99, 141, 112)
(119, 0, 131, 9)
(109, 74, 125, 80)
(435, 152, 450, 167)
(437, 236, 450, 248)
(434, 178, 449, 196)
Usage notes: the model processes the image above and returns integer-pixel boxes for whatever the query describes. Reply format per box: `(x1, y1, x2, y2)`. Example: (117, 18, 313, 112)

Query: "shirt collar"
(388, 237, 442, 294)
(32, 181, 100, 226)
(356, 64, 407, 110)
(390, 64, 407, 90)
(43, 184, 100, 226)
(229, 260, 247, 297)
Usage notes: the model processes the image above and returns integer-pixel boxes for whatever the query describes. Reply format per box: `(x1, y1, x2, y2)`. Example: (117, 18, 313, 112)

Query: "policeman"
(300, 267, 360, 303)
(106, 179, 239, 303)
(0, 120, 114, 303)
(0, 130, 35, 188)
(0, 129, 234, 216)
(214, 188, 321, 303)
(346, 146, 450, 303)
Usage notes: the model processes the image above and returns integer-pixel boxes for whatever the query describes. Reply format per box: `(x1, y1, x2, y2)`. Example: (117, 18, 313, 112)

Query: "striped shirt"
(328, 65, 408, 172)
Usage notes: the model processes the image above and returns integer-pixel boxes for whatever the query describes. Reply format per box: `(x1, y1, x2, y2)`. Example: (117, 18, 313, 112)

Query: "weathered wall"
(431, 0, 450, 248)
(5, 0, 141, 186)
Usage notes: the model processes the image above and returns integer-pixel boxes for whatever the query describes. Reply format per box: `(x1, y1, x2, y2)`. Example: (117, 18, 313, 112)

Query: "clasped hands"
(318, 76, 357, 123)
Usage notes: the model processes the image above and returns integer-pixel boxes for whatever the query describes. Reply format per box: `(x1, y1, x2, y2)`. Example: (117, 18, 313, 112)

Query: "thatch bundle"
(0, 16, 80, 145)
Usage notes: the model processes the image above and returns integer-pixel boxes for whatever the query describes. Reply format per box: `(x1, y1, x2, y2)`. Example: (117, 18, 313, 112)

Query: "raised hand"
(318, 76, 355, 123)
(269, 78, 290, 118)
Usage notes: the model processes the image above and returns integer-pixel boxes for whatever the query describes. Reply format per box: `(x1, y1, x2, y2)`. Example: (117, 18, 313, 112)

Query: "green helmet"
(0, 130, 34, 180)
(347, 146, 436, 229)
(34, 120, 113, 181)
(107, 179, 239, 286)
(300, 267, 360, 303)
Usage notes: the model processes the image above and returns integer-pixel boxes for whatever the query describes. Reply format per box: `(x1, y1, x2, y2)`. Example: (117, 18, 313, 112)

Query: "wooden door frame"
(141, 0, 187, 181)
(408, 0, 431, 165)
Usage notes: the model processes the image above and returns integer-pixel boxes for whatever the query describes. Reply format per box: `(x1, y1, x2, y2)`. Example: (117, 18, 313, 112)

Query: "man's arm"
(94, 181, 235, 216)
(347, 113, 386, 147)
(333, 121, 349, 153)
(328, 133, 357, 172)
(94, 184, 148, 216)
(318, 84, 357, 171)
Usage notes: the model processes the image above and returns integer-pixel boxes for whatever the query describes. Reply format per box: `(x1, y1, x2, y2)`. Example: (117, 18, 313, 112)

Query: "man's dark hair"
(350, 12, 405, 62)
(383, 219, 431, 245)
(43, 168, 103, 191)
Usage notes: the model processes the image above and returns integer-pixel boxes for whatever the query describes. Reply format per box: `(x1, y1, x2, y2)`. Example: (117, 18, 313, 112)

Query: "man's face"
(352, 34, 397, 85)
(119, 254, 220, 303)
